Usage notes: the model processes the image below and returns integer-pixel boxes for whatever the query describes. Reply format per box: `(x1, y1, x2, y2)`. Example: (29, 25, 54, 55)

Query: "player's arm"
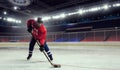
(26, 19, 36, 33)
(27, 24, 32, 33)
(38, 24, 47, 52)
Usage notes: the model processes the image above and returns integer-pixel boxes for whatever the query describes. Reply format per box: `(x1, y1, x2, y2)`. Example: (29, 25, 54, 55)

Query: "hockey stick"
(36, 40, 61, 68)
(30, 32, 61, 68)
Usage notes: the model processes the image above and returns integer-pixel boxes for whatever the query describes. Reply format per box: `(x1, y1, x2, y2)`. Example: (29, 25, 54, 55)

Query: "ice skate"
(27, 54, 32, 60)
(48, 54, 53, 61)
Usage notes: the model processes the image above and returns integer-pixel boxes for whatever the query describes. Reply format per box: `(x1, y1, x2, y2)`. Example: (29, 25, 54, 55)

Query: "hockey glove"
(27, 25, 32, 33)
(39, 45, 44, 52)
(27, 28, 32, 33)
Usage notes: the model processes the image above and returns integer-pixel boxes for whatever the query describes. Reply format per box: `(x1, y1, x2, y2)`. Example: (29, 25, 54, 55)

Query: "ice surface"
(0, 45, 120, 70)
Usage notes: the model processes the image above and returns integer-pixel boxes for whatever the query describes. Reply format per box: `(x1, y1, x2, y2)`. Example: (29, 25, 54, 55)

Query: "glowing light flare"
(13, 6, 18, 10)
(32, 3, 120, 21)
(52, 13, 66, 19)
(18, 20, 22, 23)
(3, 18, 7, 20)
(113, 3, 120, 7)
(102, 4, 110, 10)
(88, 7, 101, 12)
(3, 11, 7, 15)
(6, 17, 21, 23)
(7, 18, 14, 22)
(60, 13, 66, 18)
(42, 16, 51, 21)
(67, 12, 78, 16)
(78, 9, 85, 15)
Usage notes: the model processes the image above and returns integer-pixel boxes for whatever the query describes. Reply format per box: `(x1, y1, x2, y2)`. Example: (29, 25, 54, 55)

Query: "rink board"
(0, 42, 120, 47)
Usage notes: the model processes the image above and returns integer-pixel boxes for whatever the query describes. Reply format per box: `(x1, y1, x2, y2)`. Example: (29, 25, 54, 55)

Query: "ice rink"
(0, 42, 120, 70)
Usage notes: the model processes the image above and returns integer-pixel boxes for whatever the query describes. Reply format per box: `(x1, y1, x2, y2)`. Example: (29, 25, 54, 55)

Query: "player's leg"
(27, 37, 36, 60)
(44, 42, 53, 61)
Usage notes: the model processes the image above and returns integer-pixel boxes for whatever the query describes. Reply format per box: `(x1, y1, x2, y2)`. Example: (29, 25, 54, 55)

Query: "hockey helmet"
(27, 19, 36, 25)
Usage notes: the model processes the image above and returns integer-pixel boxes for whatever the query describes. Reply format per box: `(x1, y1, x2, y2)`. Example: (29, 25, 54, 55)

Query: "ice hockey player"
(26, 17, 53, 61)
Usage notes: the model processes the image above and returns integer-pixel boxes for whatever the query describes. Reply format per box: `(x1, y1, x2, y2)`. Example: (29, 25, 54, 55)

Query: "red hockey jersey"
(32, 23, 47, 46)
(27, 19, 46, 46)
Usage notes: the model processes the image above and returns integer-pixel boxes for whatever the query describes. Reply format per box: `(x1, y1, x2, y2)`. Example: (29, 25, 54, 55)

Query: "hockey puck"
(53, 64, 61, 68)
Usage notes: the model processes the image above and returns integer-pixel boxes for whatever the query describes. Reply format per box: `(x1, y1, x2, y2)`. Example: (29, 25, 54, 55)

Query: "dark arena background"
(0, 0, 120, 70)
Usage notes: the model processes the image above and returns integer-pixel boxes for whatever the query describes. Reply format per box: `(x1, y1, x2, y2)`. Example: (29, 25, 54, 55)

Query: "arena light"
(32, 3, 120, 21)
(78, 9, 85, 15)
(15, 20, 18, 23)
(15, 20, 22, 23)
(88, 7, 101, 12)
(52, 13, 66, 19)
(3, 18, 7, 20)
(113, 3, 120, 7)
(14, 20, 21, 23)
(7, 18, 14, 22)
(52, 15, 59, 19)
(13, 6, 18, 10)
(18, 20, 22, 23)
(7, 18, 15, 22)
(11, 18, 15, 22)
(67, 12, 78, 16)
(3, 11, 7, 15)
(42, 16, 51, 21)
(102, 4, 110, 10)
(60, 13, 66, 18)
(6, 17, 21, 23)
